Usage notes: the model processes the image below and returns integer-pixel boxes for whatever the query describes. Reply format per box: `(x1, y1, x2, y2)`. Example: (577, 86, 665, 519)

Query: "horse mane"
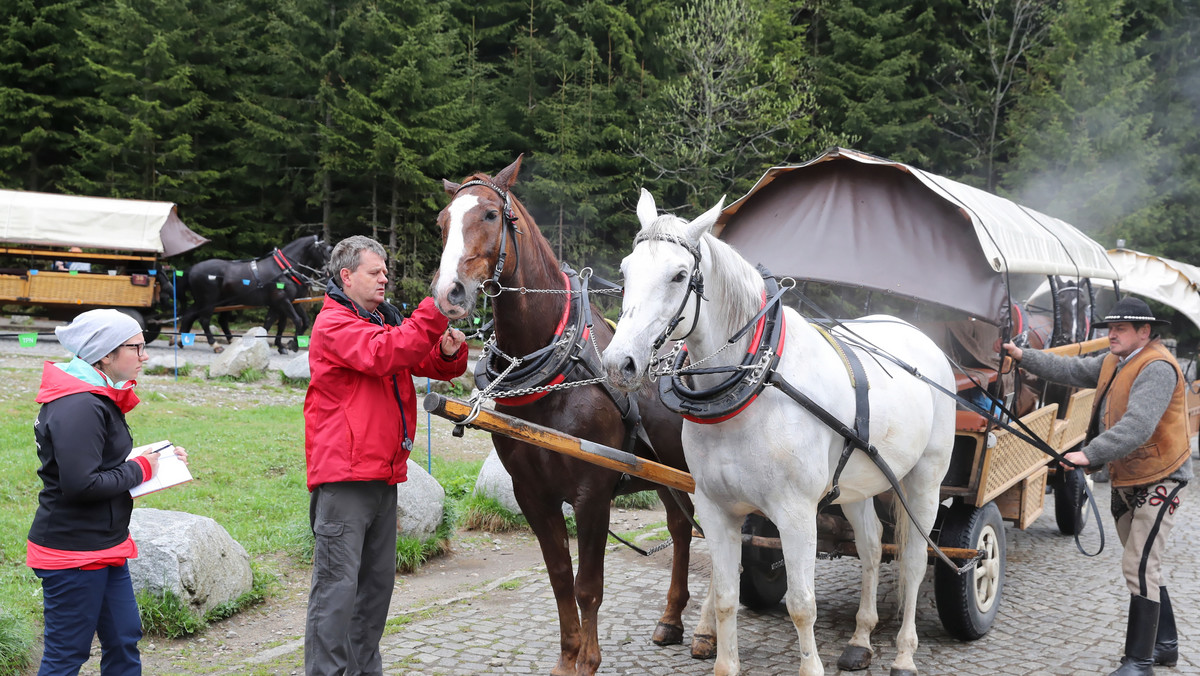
(641, 215, 764, 338)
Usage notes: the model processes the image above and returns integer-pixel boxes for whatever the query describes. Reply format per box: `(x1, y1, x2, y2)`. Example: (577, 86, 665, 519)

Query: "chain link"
(463, 326, 610, 422)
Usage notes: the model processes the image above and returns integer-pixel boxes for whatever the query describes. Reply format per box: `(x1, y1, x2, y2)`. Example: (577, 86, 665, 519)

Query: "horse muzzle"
(432, 278, 477, 320)
(603, 351, 647, 393)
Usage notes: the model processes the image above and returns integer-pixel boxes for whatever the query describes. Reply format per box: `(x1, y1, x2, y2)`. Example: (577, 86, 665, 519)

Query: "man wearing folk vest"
(1004, 296, 1192, 676)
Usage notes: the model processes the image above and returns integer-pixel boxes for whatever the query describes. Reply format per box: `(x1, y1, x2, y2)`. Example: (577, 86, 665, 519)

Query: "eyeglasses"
(120, 343, 147, 356)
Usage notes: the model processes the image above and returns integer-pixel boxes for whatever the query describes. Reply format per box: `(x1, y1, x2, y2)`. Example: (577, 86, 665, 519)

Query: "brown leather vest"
(1092, 339, 1190, 487)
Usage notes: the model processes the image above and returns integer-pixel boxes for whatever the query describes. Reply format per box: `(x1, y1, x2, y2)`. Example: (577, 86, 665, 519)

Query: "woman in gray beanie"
(26, 309, 187, 675)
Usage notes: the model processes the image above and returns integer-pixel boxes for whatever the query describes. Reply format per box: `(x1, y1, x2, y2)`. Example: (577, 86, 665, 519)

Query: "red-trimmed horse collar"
(658, 266, 786, 424)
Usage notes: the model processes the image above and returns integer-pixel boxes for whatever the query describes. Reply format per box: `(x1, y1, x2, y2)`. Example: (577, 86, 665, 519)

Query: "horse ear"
(685, 196, 725, 243)
(636, 189, 658, 230)
(443, 179, 460, 196)
(493, 154, 524, 190)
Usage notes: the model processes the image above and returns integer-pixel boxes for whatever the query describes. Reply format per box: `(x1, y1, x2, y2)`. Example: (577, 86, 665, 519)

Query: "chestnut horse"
(430, 157, 694, 675)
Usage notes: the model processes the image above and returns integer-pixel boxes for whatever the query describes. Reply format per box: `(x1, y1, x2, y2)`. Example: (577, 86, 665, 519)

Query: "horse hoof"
(837, 645, 873, 671)
(651, 621, 684, 646)
(889, 668, 918, 676)
(690, 633, 717, 660)
(213, 345, 224, 354)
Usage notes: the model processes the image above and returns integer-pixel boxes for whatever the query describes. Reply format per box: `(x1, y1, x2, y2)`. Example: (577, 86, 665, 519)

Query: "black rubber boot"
(1155, 587, 1178, 667)
(1110, 595, 1160, 676)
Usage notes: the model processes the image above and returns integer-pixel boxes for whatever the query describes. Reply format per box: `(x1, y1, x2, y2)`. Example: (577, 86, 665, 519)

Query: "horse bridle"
(270, 235, 326, 287)
(454, 179, 522, 295)
(630, 231, 706, 352)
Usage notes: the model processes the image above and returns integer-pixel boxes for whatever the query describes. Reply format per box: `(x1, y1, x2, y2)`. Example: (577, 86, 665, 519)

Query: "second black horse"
(179, 234, 331, 353)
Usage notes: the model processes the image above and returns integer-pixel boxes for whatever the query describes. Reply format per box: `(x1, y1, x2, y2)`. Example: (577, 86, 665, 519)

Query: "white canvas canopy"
(0, 189, 208, 257)
(716, 147, 1120, 324)
(1028, 248, 1200, 332)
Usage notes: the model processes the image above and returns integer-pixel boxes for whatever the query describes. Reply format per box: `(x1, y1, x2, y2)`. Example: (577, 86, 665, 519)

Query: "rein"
(789, 286, 1106, 558)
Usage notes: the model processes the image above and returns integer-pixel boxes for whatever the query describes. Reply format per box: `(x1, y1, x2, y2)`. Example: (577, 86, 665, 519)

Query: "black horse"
(179, 235, 331, 354)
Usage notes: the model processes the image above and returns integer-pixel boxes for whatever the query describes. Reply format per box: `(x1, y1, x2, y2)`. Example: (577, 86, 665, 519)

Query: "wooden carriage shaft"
(212, 295, 324, 313)
(423, 393, 696, 493)
(741, 534, 986, 562)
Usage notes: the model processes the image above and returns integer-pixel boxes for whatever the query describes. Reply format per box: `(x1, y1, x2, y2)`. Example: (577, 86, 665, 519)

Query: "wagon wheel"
(739, 514, 787, 610)
(934, 501, 1005, 640)
(1054, 467, 1089, 535)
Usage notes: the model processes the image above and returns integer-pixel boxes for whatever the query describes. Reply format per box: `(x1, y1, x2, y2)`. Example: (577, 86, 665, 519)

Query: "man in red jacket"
(303, 235, 467, 676)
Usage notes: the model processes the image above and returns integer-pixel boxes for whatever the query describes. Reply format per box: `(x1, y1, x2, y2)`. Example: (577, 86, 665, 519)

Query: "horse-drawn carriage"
(709, 147, 1121, 641)
(0, 189, 207, 340)
(424, 149, 1162, 675)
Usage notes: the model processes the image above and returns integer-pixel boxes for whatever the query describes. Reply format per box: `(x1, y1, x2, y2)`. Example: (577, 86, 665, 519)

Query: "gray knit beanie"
(55, 309, 143, 364)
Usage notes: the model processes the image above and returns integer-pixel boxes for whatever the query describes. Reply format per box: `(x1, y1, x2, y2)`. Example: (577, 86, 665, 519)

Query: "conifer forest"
(2, 0, 1197, 302)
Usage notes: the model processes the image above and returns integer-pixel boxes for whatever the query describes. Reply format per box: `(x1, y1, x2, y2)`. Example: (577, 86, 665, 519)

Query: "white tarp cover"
(1029, 248, 1200, 332)
(0, 189, 207, 256)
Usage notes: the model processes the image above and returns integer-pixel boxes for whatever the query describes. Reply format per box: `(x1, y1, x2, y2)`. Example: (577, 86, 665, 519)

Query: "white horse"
(602, 189, 956, 676)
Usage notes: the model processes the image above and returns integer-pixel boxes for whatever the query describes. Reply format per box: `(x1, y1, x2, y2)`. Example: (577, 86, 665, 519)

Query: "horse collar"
(272, 248, 305, 286)
(659, 267, 787, 424)
(474, 265, 588, 406)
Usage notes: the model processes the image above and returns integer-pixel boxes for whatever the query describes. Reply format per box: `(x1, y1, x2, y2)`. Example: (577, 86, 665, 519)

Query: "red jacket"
(304, 288, 468, 490)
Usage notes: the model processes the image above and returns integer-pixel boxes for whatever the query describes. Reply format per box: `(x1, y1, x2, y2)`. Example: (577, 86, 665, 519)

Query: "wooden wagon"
(0, 189, 207, 339)
(430, 148, 1153, 642)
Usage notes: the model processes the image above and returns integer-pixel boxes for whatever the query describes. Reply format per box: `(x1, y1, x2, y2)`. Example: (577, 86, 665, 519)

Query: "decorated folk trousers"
(1111, 479, 1186, 601)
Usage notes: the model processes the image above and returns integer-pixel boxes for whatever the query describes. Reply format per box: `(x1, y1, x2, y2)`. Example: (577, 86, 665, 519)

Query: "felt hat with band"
(1093, 296, 1170, 328)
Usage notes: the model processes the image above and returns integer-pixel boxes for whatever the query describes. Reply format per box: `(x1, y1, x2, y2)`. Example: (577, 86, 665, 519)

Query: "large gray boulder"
(397, 460, 445, 538)
(208, 326, 271, 377)
(128, 509, 252, 616)
(473, 449, 521, 516)
(283, 352, 310, 380)
(472, 449, 573, 518)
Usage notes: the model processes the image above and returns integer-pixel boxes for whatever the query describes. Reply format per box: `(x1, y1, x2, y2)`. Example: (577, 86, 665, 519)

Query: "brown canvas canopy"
(716, 148, 1119, 324)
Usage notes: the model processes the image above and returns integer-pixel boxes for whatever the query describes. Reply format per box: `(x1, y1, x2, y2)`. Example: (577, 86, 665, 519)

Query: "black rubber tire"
(739, 514, 787, 610)
(1054, 467, 1088, 535)
(934, 501, 1006, 641)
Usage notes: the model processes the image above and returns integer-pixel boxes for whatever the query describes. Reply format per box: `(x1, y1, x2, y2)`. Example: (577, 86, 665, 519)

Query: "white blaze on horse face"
(434, 194, 480, 301)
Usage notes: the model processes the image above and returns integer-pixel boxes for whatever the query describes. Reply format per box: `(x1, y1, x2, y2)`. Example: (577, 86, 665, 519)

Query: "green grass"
(142, 362, 194, 377)
(613, 490, 661, 510)
(0, 371, 310, 663)
(207, 366, 267, 383)
(0, 606, 33, 674)
(138, 564, 278, 638)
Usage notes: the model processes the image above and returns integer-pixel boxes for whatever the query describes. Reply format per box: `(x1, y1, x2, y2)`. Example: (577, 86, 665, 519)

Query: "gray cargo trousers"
(305, 480, 398, 676)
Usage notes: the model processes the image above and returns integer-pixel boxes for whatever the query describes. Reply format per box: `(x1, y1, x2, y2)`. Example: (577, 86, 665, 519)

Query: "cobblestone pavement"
(381, 481, 1199, 676)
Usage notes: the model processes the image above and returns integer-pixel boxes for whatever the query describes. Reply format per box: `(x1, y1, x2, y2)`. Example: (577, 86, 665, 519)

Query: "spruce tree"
(0, 0, 93, 192)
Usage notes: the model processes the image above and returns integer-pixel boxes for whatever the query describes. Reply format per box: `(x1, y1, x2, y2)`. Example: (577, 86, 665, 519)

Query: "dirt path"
(83, 507, 672, 675)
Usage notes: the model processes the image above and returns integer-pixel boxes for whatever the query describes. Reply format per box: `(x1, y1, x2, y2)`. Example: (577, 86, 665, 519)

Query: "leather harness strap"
(811, 325, 871, 511)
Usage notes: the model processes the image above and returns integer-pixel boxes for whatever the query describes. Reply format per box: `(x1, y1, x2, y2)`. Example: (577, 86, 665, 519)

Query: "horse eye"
(672, 271, 688, 283)
(485, 210, 499, 221)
